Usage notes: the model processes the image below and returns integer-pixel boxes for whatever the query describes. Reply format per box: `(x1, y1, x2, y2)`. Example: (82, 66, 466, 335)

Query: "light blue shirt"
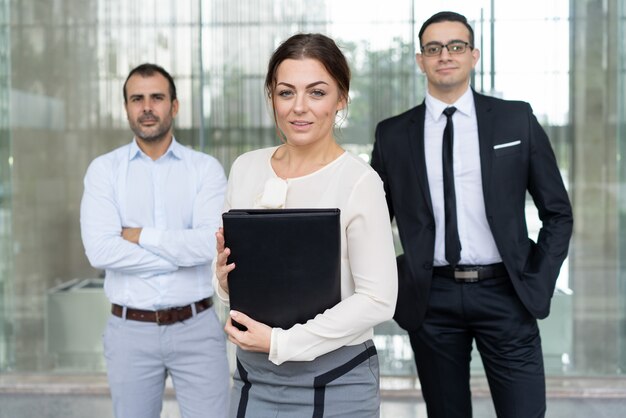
(80, 137, 227, 310)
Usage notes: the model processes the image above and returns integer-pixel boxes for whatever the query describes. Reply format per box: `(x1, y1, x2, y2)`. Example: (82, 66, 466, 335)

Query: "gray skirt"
(230, 340, 380, 418)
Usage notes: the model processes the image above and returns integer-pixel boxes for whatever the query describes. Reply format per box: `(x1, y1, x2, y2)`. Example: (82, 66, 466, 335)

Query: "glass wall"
(620, 0, 626, 375)
(0, 0, 11, 370)
(569, 0, 623, 375)
(0, 0, 623, 383)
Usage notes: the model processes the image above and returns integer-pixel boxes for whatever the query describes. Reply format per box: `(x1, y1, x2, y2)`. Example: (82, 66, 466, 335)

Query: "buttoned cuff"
(213, 275, 231, 303)
(138, 227, 162, 252)
(268, 328, 280, 364)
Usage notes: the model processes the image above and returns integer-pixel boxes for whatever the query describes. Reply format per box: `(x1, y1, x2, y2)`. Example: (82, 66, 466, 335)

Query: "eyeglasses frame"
(420, 41, 474, 57)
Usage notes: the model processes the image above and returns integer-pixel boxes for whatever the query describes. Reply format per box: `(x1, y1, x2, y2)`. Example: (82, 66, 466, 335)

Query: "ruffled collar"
(254, 177, 288, 209)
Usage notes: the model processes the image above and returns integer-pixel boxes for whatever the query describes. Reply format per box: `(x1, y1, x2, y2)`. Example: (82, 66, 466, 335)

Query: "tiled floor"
(1, 374, 626, 417)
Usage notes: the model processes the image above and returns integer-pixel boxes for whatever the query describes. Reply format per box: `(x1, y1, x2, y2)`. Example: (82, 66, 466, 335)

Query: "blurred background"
(0, 0, 624, 416)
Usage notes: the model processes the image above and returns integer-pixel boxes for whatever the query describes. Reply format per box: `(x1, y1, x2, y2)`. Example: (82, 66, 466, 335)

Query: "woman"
(213, 33, 397, 417)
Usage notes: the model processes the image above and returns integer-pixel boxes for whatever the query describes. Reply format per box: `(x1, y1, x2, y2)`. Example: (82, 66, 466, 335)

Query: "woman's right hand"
(215, 227, 236, 293)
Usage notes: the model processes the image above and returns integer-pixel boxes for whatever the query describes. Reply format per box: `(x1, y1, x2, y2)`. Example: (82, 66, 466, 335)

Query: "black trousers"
(409, 273, 546, 418)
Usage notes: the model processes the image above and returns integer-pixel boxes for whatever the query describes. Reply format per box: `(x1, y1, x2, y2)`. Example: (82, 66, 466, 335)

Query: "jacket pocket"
(493, 140, 522, 157)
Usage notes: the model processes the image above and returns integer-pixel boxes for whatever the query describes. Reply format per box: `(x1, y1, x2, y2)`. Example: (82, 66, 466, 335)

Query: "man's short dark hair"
(418, 11, 474, 47)
(123, 63, 177, 103)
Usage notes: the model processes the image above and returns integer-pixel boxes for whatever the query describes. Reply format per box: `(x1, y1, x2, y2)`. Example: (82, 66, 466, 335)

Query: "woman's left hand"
(224, 311, 272, 353)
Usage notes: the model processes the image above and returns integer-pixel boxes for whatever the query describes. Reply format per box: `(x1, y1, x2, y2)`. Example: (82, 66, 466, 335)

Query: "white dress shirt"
(80, 137, 227, 310)
(213, 147, 397, 365)
(424, 87, 502, 266)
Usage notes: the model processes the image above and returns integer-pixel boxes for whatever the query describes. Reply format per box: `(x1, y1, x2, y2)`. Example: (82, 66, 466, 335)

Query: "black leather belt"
(433, 263, 508, 283)
(111, 297, 213, 325)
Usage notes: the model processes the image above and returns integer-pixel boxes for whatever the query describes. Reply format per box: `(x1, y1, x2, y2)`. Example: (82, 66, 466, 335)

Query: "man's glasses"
(420, 41, 473, 57)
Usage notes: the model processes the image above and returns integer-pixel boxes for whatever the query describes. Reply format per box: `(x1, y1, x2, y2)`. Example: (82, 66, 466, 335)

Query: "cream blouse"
(213, 146, 397, 365)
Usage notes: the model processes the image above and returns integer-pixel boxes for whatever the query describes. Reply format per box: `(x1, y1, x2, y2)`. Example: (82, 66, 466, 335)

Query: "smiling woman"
(269, 58, 346, 178)
(212, 33, 397, 417)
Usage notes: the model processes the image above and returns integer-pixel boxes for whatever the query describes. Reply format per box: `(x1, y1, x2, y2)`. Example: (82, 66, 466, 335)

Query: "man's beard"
(129, 112, 173, 143)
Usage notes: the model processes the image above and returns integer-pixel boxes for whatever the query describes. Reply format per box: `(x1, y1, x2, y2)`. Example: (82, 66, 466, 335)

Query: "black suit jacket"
(371, 90, 573, 331)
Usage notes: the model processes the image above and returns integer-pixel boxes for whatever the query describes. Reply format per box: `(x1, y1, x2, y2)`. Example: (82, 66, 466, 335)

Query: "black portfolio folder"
(222, 208, 341, 330)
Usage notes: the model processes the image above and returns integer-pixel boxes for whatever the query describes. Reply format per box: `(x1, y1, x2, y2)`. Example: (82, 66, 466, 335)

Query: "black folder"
(222, 208, 341, 330)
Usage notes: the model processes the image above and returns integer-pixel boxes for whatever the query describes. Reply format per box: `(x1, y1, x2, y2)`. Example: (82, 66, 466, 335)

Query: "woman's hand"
(225, 311, 272, 353)
(215, 227, 235, 293)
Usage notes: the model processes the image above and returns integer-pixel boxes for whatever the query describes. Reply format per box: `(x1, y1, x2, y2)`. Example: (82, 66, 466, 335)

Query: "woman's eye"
(277, 90, 293, 98)
(311, 89, 326, 97)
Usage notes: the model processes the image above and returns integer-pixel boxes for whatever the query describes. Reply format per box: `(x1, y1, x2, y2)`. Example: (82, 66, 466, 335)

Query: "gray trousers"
(231, 340, 380, 418)
(103, 306, 230, 418)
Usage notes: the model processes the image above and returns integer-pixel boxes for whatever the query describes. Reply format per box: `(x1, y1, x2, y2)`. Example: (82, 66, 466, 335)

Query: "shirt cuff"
(214, 276, 231, 303)
(138, 227, 162, 252)
(268, 328, 280, 364)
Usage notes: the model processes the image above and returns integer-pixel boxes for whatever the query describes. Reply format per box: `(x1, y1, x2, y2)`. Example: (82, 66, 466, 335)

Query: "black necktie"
(442, 106, 461, 267)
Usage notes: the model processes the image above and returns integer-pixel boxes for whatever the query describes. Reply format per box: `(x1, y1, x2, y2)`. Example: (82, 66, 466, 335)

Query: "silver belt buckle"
(454, 269, 480, 282)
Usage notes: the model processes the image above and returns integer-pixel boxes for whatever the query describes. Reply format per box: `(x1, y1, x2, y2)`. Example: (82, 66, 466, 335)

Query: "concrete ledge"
(1, 373, 626, 399)
(0, 373, 173, 397)
(380, 375, 626, 399)
(0, 374, 108, 395)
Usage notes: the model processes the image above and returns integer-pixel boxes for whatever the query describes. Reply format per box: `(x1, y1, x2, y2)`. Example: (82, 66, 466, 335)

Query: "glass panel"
(569, 0, 621, 375)
(0, 0, 624, 386)
(0, 0, 11, 370)
(620, 0, 626, 375)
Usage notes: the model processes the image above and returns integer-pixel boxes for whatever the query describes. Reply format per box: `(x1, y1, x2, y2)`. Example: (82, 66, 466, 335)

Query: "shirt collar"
(128, 136, 182, 161)
(425, 86, 474, 121)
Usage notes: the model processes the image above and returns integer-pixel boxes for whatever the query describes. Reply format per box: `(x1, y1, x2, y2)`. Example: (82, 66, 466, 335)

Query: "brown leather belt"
(433, 263, 508, 283)
(111, 297, 213, 325)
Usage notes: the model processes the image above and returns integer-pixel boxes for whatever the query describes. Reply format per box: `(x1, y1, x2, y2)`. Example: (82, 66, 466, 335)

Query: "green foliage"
(340, 37, 426, 145)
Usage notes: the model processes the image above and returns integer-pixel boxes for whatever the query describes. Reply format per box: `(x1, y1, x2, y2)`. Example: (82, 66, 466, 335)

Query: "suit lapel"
(474, 92, 494, 203)
(408, 102, 434, 217)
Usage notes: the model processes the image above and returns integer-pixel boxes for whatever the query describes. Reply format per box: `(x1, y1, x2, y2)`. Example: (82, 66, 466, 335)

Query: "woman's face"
(272, 58, 346, 148)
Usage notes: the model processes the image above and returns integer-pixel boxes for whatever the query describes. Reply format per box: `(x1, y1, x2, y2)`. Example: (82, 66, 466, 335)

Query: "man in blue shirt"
(80, 63, 229, 418)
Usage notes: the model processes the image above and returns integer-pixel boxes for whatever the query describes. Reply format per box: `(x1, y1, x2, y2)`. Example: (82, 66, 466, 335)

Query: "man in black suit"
(371, 11, 573, 418)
